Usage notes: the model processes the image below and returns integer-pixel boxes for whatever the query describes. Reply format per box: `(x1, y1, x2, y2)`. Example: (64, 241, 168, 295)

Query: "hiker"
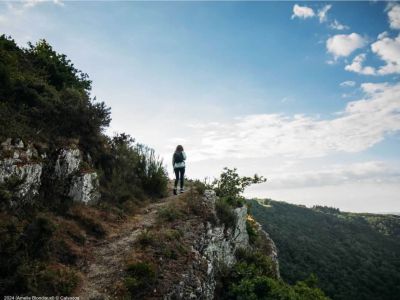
(172, 145, 186, 195)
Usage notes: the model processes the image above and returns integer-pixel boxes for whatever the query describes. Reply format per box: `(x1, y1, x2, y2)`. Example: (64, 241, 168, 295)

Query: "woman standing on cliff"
(172, 145, 186, 195)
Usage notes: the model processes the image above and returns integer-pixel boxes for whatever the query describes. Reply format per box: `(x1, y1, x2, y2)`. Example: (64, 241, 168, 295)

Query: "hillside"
(0, 36, 329, 299)
(249, 199, 400, 300)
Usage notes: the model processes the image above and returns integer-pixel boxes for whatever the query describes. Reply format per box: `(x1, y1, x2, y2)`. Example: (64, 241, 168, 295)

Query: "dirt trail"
(77, 193, 178, 300)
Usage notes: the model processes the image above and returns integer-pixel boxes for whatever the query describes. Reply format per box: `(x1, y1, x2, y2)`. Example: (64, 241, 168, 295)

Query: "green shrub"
(235, 248, 277, 279)
(0, 35, 110, 153)
(163, 228, 183, 241)
(33, 264, 79, 295)
(124, 262, 157, 298)
(136, 230, 156, 247)
(0, 216, 27, 295)
(0, 175, 25, 209)
(246, 219, 259, 245)
(216, 198, 237, 229)
(191, 179, 207, 195)
(157, 205, 183, 222)
(212, 168, 266, 208)
(216, 248, 328, 300)
(22, 216, 55, 260)
(99, 134, 168, 204)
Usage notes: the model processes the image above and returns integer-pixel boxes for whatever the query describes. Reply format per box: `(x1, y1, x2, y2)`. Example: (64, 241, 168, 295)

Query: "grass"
(157, 204, 183, 222)
(67, 205, 106, 238)
(136, 230, 156, 247)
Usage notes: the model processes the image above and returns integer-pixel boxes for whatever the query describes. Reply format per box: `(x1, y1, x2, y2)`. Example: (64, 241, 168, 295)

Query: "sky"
(1, 0, 399, 213)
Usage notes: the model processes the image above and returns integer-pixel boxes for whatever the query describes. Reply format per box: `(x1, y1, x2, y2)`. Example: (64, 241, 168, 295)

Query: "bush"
(246, 218, 259, 245)
(22, 216, 55, 260)
(0, 35, 111, 153)
(99, 134, 168, 205)
(212, 168, 266, 208)
(163, 228, 183, 241)
(157, 205, 183, 222)
(216, 248, 328, 300)
(124, 262, 157, 298)
(136, 230, 156, 247)
(191, 179, 207, 195)
(216, 198, 237, 229)
(33, 264, 79, 296)
(0, 175, 25, 209)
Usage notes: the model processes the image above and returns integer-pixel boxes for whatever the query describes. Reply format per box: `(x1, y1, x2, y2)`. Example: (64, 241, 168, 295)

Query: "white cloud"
(265, 161, 400, 189)
(23, 0, 63, 8)
(345, 54, 376, 75)
(187, 82, 400, 161)
(329, 19, 349, 31)
(377, 31, 389, 40)
(388, 4, 400, 30)
(360, 82, 389, 94)
(340, 80, 356, 87)
(371, 33, 400, 75)
(318, 4, 331, 23)
(326, 33, 367, 58)
(291, 4, 315, 19)
(0, 0, 63, 20)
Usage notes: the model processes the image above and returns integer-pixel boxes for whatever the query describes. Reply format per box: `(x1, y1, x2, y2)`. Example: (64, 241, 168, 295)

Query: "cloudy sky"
(1, 1, 400, 212)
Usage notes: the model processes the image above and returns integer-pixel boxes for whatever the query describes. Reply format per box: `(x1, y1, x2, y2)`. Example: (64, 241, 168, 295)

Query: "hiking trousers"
(174, 167, 185, 189)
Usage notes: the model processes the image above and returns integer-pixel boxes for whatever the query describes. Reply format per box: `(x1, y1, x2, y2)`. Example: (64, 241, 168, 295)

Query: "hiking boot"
(180, 188, 184, 193)
(173, 188, 177, 195)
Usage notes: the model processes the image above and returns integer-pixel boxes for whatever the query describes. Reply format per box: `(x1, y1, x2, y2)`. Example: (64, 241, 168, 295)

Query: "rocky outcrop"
(54, 147, 99, 204)
(200, 191, 251, 299)
(54, 148, 81, 178)
(69, 172, 100, 204)
(0, 139, 42, 204)
(254, 221, 280, 277)
(166, 190, 279, 299)
(0, 138, 100, 206)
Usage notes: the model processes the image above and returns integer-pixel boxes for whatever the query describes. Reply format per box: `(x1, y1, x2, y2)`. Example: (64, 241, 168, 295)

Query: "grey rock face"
(54, 148, 81, 178)
(167, 190, 280, 299)
(69, 172, 100, 204)
(54, 148, 100, 204)
(200, 191, 250, 299)
(0, 141, 42, 203)
(0, 158, 42, 202)
(166, 191, 252, 299)
(0, 139, 100, 206)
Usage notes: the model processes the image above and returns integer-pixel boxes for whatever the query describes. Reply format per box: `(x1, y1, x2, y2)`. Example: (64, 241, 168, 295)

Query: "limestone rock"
(54, 148, 81, 178)
(0, 141, 42, 204)
(0, 139, 100, 206)
(166, 190, 280, 299)
(69, 172, 100, 204)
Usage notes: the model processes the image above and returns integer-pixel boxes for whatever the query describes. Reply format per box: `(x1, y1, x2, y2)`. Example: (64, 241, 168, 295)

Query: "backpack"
(174, 152, 184, 163)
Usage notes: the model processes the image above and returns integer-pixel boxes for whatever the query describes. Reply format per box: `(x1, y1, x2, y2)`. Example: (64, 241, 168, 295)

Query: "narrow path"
(77, 193, 179, 300)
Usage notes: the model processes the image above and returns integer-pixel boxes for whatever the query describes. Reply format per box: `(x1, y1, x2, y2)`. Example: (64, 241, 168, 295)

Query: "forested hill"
(249, 199, 400, 300)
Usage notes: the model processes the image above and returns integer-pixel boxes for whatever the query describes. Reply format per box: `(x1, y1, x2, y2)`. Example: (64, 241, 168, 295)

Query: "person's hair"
(176, 145, 184, 152)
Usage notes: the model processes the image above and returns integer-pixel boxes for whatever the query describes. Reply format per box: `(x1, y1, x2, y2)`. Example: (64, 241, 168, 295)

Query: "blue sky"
(1, 1, 400, 212)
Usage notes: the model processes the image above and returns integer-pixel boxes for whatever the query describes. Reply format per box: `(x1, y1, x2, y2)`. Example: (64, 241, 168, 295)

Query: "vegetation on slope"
(0, 35, 168, 296)
(211, 169, 328, 300)
(249, 199, 400, 300)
